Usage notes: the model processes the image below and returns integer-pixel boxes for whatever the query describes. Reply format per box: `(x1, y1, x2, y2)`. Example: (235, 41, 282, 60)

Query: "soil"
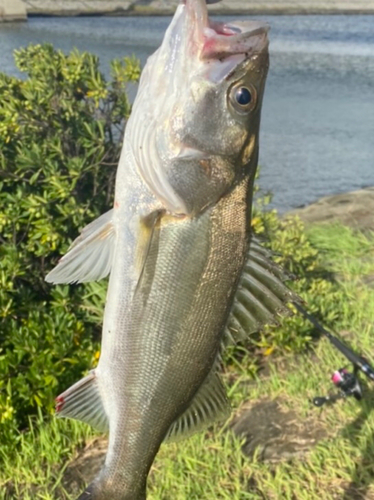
(63, 438, 107, 496)
(231, 397, 327, 462)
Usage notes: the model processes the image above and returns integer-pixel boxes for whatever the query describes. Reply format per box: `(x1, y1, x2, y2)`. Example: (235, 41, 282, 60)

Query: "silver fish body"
(96, 177, 252, 499)
(47, 1, 274, 498)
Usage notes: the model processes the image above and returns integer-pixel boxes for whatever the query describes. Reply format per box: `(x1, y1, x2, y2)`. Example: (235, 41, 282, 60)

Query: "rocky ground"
(22, 0, 374, 16)
(289, 187, 374, 232)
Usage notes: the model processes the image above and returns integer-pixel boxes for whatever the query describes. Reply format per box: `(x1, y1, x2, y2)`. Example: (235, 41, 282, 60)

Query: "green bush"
(0, 44, 140, 444)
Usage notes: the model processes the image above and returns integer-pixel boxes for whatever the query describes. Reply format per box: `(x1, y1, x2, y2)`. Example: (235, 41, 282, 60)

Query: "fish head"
(128, 0, 269, 215)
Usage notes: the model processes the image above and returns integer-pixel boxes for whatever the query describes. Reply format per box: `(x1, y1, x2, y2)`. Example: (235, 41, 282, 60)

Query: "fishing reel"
(313, 366, 362, 407)
(293, 302, 374, 408)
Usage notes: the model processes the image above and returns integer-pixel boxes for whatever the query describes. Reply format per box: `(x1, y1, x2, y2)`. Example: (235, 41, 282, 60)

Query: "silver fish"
(46, 1, 294, 499)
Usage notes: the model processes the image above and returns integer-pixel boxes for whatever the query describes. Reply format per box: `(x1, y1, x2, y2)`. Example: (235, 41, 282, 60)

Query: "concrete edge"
(25, 5, 374, 17)
(0, 0, 27, 21)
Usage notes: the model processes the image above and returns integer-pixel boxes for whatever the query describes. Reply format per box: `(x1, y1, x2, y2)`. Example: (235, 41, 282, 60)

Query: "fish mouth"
(182, 0, 269, 61)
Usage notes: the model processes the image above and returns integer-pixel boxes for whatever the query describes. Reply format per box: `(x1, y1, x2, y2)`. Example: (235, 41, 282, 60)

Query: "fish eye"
(230, 84, 257, 113)
(236, 87, 252, 106)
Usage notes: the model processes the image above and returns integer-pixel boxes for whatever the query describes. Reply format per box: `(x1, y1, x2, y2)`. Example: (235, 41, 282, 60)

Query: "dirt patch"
(231, 397, 327, 463)
(63, 438, 107, 495)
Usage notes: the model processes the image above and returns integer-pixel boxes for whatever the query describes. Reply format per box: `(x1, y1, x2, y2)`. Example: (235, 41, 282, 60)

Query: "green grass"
(0, 413, 95, 500)
(2, 222, 374, 499)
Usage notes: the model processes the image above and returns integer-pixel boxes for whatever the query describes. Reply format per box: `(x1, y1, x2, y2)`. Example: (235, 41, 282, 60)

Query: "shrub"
(0, 44, 140, 444)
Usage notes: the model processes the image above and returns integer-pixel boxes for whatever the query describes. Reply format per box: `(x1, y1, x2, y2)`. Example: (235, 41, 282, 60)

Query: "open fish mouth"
(182, 0, 269, 61)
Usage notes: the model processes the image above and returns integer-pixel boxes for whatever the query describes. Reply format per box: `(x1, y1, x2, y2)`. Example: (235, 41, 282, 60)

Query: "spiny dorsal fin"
(225, 236, 299, 344)
(165, 367, 230, 442)
(55, 370, 108, 433)
(45, 209, 115, 284)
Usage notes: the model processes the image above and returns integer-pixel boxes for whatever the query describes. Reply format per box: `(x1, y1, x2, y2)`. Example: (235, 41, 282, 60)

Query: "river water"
(0, 15, 373, 211)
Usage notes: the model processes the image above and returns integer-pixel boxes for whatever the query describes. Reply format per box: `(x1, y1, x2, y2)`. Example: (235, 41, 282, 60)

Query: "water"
(0, 15, 373, 212)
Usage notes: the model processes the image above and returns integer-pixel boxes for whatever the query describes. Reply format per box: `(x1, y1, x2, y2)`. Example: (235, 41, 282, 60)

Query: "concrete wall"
(1, 0, 374, 19)
(0, 0, 27, 21)
(24, 1, 132, 17)
(22, 0, 374, 16)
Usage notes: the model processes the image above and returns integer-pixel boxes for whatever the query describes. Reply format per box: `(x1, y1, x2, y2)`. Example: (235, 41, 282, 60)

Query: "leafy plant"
(0, 44, 140, 444)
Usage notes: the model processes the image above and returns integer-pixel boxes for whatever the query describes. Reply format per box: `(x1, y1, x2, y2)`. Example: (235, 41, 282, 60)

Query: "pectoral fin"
(134, 211, 162, 293)
(225, 237, 299, 344)
(45, 210, 115, 284)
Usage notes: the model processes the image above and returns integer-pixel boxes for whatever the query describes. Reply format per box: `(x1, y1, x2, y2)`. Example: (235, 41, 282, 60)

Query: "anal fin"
(55, 370, 108, 433)
(165, 367, 230, 442)
(46, 209, 115, 284)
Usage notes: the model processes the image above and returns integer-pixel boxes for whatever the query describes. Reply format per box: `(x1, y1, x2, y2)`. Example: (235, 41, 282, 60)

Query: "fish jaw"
(174, 0, 269, 75)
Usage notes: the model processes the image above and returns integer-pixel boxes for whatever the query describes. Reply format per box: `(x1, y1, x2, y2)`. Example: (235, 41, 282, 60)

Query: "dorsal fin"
(165, 364, 230, 442)
(225, 236, 299, 344)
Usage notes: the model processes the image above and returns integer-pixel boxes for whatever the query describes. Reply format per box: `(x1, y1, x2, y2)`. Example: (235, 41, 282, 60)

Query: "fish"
(46, 1, 297, 499)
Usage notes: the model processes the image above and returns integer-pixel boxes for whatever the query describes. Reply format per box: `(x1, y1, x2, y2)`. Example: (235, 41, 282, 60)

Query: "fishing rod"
(293, 302, 374, 407)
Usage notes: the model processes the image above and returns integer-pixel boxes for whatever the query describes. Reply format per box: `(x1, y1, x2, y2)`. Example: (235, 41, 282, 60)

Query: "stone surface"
(288, 187, 374, 232)
(0, 0, 27, 21)
(22, 0, 374, 16)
